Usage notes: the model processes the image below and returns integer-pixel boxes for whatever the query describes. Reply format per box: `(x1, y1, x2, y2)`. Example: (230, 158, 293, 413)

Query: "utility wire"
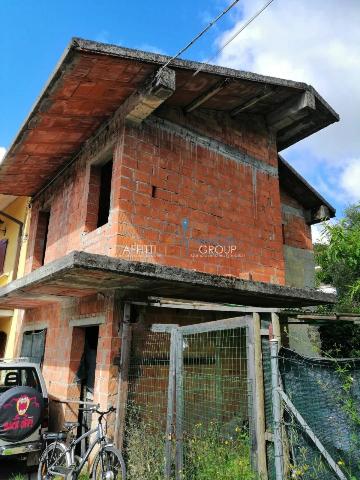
(156, 0, 241, 78)
(193, 0, 276, 77)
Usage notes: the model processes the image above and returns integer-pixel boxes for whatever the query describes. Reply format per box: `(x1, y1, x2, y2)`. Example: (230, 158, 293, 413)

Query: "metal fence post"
(164, 328, 177, 479)
(270, 339, 284, 480)
(175, 329, 184, 480)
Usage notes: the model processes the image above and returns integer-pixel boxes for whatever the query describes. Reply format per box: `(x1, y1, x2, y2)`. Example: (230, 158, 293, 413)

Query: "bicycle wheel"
(38, 441, 71, 479)
(92, 445, 126, 480)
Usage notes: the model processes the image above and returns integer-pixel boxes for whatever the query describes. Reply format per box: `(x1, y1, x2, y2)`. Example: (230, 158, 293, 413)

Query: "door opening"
(76, 326, 99, 456)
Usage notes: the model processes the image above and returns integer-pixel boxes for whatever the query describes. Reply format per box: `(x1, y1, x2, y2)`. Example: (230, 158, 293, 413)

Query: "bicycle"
(38, 405, 126, 479)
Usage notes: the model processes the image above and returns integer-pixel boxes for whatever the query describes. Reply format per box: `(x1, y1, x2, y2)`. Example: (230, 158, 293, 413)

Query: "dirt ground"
(0, 458, 37, 480)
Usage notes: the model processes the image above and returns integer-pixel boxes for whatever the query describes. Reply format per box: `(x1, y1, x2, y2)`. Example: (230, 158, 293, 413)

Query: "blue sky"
(1, 0, 359, 232)
(0, 0, 230, 145)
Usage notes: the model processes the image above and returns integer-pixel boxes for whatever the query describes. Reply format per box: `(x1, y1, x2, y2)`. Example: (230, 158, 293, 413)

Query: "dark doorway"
(97, 160, 113, 228)
(34, 211, 50, 268)
(76, 326, 99, 455)
(0, 331, 7, 358)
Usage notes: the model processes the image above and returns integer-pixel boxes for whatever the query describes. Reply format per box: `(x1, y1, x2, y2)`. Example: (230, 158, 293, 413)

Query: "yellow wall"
(0, 317, 11, 336)
(0, 197, 29, 285)
(0, 196, 31, 358)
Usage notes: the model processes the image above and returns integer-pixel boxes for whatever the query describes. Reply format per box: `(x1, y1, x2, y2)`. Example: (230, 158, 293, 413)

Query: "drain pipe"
(0, 210, 24, 281)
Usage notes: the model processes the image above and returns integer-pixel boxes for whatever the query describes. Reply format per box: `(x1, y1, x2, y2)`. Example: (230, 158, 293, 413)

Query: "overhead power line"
(156, 0, 242, 78)
(193, 0, 276, 77)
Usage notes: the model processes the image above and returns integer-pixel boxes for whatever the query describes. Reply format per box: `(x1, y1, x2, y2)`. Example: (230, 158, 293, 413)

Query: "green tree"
(314, 203, 360, 356)
(315, 202, 360, 312)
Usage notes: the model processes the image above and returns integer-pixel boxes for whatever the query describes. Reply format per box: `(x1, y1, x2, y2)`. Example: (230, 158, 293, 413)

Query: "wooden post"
(115, 302, 132, 450)
(252, 313, 268, 479)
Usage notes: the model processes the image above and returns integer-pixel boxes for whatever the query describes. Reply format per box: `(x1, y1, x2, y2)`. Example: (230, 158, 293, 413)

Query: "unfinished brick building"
(0, 38, 338, 475)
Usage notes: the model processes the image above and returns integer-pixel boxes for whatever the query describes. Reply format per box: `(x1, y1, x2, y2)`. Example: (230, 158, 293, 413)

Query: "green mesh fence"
(262, 326, 360, 480)
(278, 348, 360, 480)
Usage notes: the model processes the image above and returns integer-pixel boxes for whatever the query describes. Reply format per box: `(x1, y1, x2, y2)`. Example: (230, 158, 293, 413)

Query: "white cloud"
(340, 159, 360, 202)
(0, 147, 6, 163)
(311, 224, 327, 245)
(215, 0, 360, 209)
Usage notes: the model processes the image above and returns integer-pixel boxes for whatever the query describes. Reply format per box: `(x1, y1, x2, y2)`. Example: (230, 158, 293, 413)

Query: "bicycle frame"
(47, 416, 112, 477)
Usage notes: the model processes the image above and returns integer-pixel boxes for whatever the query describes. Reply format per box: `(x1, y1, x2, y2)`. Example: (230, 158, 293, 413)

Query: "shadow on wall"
(48, 396, 66, 432)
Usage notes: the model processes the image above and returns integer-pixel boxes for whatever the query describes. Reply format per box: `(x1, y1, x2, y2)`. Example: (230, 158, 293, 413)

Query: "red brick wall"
(18, 293, 120, 429)
(280, 189, 312, 250)
(18, 297, 231, 430)
(114, 109, 284, 284)
(25, 107, 285, 285)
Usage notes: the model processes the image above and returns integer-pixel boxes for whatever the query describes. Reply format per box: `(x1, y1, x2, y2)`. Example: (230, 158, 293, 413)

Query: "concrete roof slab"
(0, 251, 336, 309)
(0, 38, 339, 197)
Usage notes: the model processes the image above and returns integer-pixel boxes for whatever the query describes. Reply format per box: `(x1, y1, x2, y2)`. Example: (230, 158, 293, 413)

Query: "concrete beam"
(184, 78, 232, 113)
(312, 204, 331, 223)
(231, 87, 275, 117)
(125, 67, 176, 126)
(267, 91, 316, 132)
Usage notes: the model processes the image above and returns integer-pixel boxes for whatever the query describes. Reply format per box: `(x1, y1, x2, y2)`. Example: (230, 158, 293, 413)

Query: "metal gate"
(121, 316, 256, 480)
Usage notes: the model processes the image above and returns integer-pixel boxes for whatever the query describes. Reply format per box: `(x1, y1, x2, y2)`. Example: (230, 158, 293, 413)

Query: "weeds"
(124, 404, 257, 480)
(184, 421, 257, 480)
(125, 410, 166, 480)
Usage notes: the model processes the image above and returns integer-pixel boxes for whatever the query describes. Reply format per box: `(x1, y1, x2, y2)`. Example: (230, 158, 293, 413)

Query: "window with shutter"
(0, 239, 8, 275)
(21, 330, 47, 365)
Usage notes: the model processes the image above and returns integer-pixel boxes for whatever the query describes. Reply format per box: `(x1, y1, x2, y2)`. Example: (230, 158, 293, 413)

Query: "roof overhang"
(278, 155, 336, 224)
(0, 37, 339, 196)
(0, 251, 336, 309)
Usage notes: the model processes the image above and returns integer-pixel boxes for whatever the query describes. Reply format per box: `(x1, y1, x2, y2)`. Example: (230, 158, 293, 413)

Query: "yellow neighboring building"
(0, 195, 30, 358)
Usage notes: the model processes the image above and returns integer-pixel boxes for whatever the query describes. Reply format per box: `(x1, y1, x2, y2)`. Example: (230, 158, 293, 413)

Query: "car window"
(0, 367, 41, 393)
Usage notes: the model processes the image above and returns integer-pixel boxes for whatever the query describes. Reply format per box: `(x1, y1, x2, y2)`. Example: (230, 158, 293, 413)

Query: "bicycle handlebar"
(79, 405, 116, 416)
